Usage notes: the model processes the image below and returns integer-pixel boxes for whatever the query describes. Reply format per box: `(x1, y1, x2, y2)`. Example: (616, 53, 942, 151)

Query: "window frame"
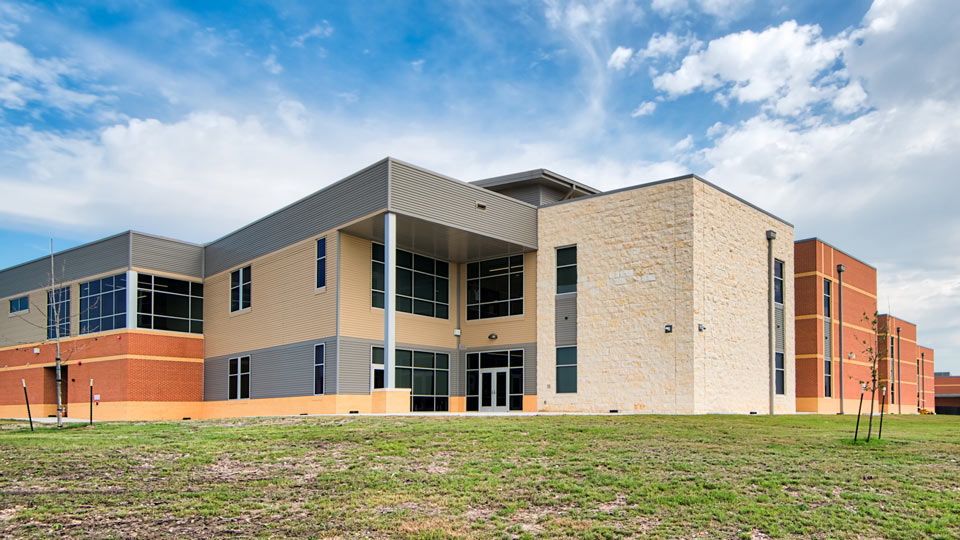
(314, 343, 325, 395)
(137, 273, 203, 334)
(556, 245, 577, 294)
(466, 255, 524, 321)
(79, 273, 127, 335)
(823, 278, 832, 318)
(230, 265, 252, 313)
(775, 351, 785, 395)
(371, 346, 449, 411)
(773, 259, 784, 305)
(228, 356, 251, 400)
(371, 243, 449, 320)
(46, 286, 70, 340)
(316, 237, 327, 290)
(8, 295, 29, 315)
(556, 346, 577, 393)
(465, 350, 525, 411)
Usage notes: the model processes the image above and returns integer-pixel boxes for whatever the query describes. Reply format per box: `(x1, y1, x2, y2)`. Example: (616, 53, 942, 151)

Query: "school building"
(0, 158, 796, 420)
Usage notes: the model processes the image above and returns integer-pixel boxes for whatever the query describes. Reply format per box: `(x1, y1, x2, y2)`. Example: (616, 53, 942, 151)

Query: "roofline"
(129, 230, 204, 247)
(0, 230, 131, 275)
(541, 173, 794, 228)
(935, 394, 960, 398)
(389, 158, 538, 210)
(472, 168, 601, 195)
(794, 237, 877, 270)
(876, 314, 918, 327)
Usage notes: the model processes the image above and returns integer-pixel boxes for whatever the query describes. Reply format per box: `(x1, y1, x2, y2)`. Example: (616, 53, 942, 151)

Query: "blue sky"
(1, 0, 958, 371)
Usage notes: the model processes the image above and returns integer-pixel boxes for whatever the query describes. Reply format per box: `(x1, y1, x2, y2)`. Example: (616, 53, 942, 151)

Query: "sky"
(0, 0, 958, 372)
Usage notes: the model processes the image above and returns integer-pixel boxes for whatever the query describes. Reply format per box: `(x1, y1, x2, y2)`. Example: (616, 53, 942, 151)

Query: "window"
(371, 244, 449, 319)
(823, 279, 831, 318)
(314, 344, 325, 395)
(557, 246, 577, 294)
(775, 352, 785, 395)
(372, 347, 449, 411)
(9, 296, 28, 314)
(774, 259, 784, 304)
(137, 274, 203, 334)
(316, 238, 326, 289)
(230, 265, 251, 312)
(824, 354, 832, 397)
(46, 286, 70, 339)
(228, 356, 250, 399)
(79, 273, 126, 335)
(556, 346, 577, 393)
(465, 350, 524, 411)
(466, 255, 523, 320)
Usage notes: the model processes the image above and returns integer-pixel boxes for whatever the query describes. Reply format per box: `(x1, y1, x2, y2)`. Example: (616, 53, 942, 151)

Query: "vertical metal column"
(383, 212, 397, 389)
(126, 270, 138, 330)
(896, 326, 902, 414)
(837, 264, 845, 414)
(766, 230, 776, 415)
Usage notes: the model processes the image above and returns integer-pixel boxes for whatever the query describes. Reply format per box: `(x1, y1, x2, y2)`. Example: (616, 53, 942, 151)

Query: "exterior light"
(664, 324, 673, 333)
(488, 333, 498, 340)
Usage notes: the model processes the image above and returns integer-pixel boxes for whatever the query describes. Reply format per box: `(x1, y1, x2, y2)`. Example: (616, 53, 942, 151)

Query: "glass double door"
(479, 368, 509, 412)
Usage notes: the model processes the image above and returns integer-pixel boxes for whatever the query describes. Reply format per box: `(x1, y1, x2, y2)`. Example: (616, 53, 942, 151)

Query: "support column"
(384, 212, 396, 389)
(126, 270, 138, 330)
(837, 264, 845, 414)
(766, 230, 776, 415)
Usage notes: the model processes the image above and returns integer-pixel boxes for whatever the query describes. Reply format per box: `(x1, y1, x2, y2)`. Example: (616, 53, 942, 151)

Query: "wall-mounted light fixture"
(664, 324, 673, 333)
(698, 324, 707, 332)
(488, 333, 498, 340)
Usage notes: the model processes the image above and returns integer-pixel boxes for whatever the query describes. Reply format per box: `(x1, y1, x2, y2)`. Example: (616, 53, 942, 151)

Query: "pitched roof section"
(472, 169, 601, 198)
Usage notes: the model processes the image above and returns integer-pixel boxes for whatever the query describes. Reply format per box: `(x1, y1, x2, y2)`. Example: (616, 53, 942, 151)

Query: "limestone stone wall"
(692, 181, 795, 414)
(537, 180, 697, 413)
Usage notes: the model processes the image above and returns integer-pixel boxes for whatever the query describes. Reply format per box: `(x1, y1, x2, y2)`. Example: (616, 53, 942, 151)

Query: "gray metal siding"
(0, 232, 130, 299)
(337, 336, 459, 395)
(555, 293, 578, 347)
(203, 336, 336, 401)
(775, 305, 785, 353)
(490, 184, 541, 206)
(388, 160, 538, 249)
(130, 233, 204, 278)
(452, 348, 466, 397)
(463, 342, 537, 395)
(540, 185, 571, 205)
(205, 160, 389, 276)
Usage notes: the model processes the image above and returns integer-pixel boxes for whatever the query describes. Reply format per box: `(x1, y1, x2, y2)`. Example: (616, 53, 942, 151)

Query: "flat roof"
(794, 237, 877, 270)
(877, 313, 918, 327)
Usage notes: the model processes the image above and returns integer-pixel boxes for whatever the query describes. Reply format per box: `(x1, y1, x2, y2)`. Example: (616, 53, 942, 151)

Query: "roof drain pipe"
(837, 264, 846, 414)
(767, 230, 777, 415)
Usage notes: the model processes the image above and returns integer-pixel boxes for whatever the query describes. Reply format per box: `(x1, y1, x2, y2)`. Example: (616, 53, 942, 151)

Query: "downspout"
(767, 230, 777, 415)
(896, 326, 902, 414)
(837, 264, 846, 414)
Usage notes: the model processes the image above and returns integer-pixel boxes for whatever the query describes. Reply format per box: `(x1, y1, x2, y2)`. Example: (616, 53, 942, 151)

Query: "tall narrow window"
(314, 344, 325, 395)
(556, 346, 577, 393)
(466, 255, 523, 320)
(9, 296, 28, 314)
(228, 356, 250, 400)
(823, 279, 831, 318)
(775, 352, 785, 395)
(557, 246, 577, 294)
(773, 259, 784, 304)
(231, 266, 251, 312)
(46, 286, 70, 339)
(80, 273, 126, 334)
(824, 354, 832, 397)
(316, 238, 326, 289)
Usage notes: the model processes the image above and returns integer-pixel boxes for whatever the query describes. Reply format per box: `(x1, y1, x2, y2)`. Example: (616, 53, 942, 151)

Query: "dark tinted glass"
(466, 396, 478, 411)
(397, 367, 412, 389)
(557, 346, 577, 365)
(557, 246, 576, 266)
(510, 368, 523, 394)
(557, 365, 577, 393)
(396, 350, 412, 367)
(557, 267, 577, 293)
(154, 276, 189, 295)
(467, 353, 479, 370)
(414, 351, 434, 368)
(510, 395, 523, 411)
(373, 368, 385, 389)
(397, 268, 413, 296)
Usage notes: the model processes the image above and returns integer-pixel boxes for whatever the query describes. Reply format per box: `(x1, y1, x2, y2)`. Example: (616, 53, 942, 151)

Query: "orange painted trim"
(0, 328, 202, 352)
(793, 271, 877, 298)
(522, 394, 538, 412)
(0, 355, 203, 372)
(448, 396, 466, 412)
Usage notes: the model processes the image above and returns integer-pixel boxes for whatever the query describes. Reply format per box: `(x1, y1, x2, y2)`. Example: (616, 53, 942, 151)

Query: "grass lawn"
(0, 414, 958, 539)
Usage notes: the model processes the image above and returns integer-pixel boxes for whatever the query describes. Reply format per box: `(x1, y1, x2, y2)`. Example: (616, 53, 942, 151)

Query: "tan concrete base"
(371, 388, 411, 413)
(522, 395, 538, 412)
(449, 396, 466, 412)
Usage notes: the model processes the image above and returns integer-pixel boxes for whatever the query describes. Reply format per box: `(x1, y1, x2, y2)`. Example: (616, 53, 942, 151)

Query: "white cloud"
(0, 37, 100, 111)
(607, 46, 634, 70)
(653, 21, 853, 116)
(411, 59, 425, 72)
(640, 32, 700, 59)
(263, 54, 283, 74)
(630, 101, 656, 117)
(291, 21, 333, 47)
(651, 0, 753, 21)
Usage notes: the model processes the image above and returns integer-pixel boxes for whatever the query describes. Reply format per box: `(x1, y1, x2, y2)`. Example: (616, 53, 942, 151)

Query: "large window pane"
(557, 366, 577, 393)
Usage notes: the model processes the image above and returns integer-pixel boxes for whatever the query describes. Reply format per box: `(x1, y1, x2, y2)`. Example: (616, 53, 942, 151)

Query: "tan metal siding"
(388, 160, 538, 249)
(205, 160, 389, 276)
(203, 234, 338, 359)
(555, 293, 577, 347)
(0, 232, 129, 299)
(130, 233, 203, 278)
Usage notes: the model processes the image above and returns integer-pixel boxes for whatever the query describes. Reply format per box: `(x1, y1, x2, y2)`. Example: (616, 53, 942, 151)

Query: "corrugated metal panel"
(775, 305, 785, 353)
(204, 336, 335, 401)
(203, 356, 229, 401)
(555, 294, 577, 347)
(205, 160, 389, 276)
(823, 318, 832, 362)
(489, 184, 541, 206)
(388, 160, 538, 249)
(130, 233, 204, 278)
(540, 185, 570, 205)
(463, 342, 537, 395)
(452, 349, 466, 397)
(0, 232, 129, 299)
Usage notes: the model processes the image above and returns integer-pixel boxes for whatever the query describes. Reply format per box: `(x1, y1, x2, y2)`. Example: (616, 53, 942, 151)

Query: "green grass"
(1, 414, 958, 538)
